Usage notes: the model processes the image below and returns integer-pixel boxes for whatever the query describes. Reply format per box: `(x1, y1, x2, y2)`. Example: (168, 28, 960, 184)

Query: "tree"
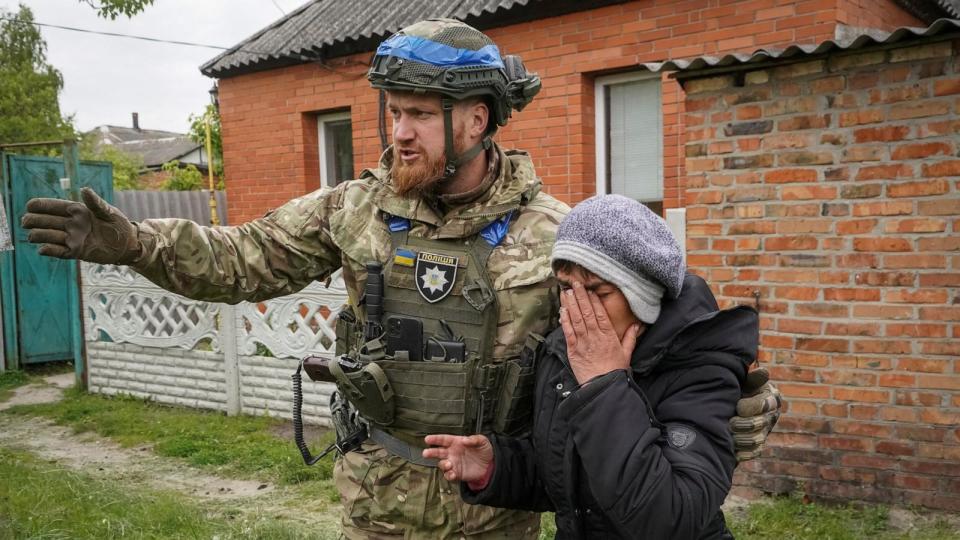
(188, 104, 224, 188)
(0, 5, 75, 145)
(160, 160, 203, 191)
(79, 0, 155, 20)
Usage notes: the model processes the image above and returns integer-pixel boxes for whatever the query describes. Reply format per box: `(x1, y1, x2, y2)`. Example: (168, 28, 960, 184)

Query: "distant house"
(88, 113, 210, 188)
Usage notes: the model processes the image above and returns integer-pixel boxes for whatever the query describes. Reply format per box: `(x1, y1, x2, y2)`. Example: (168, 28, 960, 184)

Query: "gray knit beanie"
(551, 194, 685, 324)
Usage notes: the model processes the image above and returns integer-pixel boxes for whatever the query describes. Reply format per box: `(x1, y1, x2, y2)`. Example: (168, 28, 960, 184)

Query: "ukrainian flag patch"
(394, 248, 416, 267)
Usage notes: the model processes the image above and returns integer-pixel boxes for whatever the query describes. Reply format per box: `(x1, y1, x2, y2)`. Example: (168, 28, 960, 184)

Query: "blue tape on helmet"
(480, 211, 513, 247)
(376, 34, 504, 69)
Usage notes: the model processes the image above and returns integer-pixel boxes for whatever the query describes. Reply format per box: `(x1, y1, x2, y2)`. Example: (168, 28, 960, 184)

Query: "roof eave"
(201, 0, 633, 80)
(641, 18, 960, 85)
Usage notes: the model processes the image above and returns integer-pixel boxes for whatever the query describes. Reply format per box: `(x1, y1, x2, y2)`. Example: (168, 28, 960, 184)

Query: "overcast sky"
(5, 0, 305, 134)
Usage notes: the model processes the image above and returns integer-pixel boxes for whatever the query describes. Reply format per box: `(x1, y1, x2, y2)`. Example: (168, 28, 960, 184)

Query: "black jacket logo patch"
(667, 425, 697, 449)
(415, 251, 458, 303)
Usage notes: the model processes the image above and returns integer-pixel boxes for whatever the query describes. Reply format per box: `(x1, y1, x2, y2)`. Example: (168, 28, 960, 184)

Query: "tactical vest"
(332, 212, 539, 449)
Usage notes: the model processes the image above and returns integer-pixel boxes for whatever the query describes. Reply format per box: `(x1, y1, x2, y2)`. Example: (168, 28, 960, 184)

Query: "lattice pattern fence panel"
(81, 263, 348, 422)
(235, 276, 346, 359)
(82, 263, 221, 350)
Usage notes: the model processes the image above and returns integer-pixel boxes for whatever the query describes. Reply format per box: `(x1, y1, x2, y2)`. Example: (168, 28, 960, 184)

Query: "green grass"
(0, 370, 31, 402)
(729, 493, 960, 540)
(0, 447, 335, 540)
(539, 513, 557, 539)
(0, 362, 74, 402)
(5, 385, 958, 540)
(4, 387, 336, 487)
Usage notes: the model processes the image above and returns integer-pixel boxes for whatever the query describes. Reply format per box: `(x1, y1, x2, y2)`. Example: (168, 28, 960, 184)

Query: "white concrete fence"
(81, 263, 348, 426)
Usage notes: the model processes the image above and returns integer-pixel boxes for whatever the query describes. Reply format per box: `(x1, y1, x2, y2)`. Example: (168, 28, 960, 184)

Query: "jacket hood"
(363, 143, 541, 238)
(630, 274, 757, 382)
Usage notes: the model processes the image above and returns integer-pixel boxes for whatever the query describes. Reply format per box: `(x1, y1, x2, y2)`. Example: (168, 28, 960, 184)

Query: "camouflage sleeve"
(130, 186, 344, 304)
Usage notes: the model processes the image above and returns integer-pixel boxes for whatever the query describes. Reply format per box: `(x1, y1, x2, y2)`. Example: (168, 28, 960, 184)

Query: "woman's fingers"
(422, 446, 448, 460)
(563, 287, 587, 338)
(423, 434, 463, 462)
(588, 290, 613, 332)
(571, 282, 599, 331)
(559, 306, 578, 348)
(620, 322, 640, 358)
(424, 434, 458, 447)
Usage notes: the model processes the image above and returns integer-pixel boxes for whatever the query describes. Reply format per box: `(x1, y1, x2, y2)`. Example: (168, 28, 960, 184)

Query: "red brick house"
(645, 17, 960, 511)
(200, 0, 959, 509)
(201, 0, 921, 222)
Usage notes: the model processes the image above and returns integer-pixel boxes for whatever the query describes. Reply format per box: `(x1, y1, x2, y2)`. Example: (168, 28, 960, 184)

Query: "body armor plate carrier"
(333, 213, 537, 450)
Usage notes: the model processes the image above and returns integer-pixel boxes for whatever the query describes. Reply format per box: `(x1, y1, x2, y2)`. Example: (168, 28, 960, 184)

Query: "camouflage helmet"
(368, 18, 541, 130)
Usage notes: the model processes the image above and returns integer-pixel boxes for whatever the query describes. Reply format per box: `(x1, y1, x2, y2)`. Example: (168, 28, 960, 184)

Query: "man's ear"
(467, 99, 489, 139)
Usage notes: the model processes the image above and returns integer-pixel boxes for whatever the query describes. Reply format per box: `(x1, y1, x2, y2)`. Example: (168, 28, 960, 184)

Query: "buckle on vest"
(463, 279, 494, 311)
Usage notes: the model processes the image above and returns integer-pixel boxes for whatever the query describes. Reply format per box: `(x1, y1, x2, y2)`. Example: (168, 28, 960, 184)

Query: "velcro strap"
(474, 363, 503, 390)
(369, 426, 438, 467)
(524, 333, 545, 355)
(329, 360, 362, 400)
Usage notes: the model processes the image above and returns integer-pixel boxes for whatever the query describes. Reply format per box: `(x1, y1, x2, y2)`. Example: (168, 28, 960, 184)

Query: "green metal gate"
(0, 150, 112, 373)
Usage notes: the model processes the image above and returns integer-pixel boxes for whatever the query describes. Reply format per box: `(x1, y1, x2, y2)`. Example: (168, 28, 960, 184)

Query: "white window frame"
(594, 71, 663, 200)
(318, 111, 352, 188)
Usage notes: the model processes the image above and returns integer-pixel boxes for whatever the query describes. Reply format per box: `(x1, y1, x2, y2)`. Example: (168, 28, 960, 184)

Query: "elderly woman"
(423, 194, 760, 539)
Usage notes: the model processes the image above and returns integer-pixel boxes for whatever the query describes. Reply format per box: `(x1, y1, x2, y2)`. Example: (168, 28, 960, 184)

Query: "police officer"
(21, 19, 779, 539)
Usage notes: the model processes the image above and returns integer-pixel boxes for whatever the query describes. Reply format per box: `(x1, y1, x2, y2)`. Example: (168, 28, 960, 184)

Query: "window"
(318, 111, 354, 187)
(595, 72, 663, 213)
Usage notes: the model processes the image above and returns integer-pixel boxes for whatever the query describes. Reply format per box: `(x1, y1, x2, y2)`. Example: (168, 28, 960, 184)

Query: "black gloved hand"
(730, 367, 782, 462)
(21, 187, 141, 265)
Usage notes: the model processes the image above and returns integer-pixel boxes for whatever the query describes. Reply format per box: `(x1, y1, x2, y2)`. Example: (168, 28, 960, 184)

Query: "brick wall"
(837, 0, 923, 30)
(219, 0, 918, 223)
(681, 38, 960, 510)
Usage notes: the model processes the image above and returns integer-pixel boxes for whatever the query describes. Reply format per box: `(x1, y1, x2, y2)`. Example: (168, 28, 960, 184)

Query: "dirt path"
(0, 374, 340, 532)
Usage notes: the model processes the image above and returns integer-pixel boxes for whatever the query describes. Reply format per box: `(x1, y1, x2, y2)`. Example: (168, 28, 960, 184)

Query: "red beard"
(391, 130, 467, 197)
(391, 144, 448, 197)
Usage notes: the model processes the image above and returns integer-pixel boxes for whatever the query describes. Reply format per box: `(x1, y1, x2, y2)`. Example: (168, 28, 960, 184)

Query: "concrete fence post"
(220, 304, 241, 415)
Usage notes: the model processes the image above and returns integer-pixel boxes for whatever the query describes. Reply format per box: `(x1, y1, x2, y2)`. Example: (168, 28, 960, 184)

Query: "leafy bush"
(160, 160, 204, 191)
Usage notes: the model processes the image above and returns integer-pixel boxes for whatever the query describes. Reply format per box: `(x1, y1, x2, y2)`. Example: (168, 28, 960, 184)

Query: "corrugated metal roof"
(941, 0, 960, 16)
(895, 0, 960, 23)
(116, 137, 200, 168)
(114, 190, 228, 225)
(200, 0, 629, 78)
(91, 125, 183, 144)
(642, 18, 960, 76)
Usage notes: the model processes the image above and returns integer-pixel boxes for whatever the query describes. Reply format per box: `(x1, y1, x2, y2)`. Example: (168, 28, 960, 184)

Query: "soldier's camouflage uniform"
(130, 143, 569, 539)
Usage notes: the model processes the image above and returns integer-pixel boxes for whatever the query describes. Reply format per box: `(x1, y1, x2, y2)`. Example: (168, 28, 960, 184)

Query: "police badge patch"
(415, 251, 458, 303)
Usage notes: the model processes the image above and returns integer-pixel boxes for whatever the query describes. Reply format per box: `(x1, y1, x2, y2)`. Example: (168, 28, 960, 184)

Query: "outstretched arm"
(23, 187, 343, 303)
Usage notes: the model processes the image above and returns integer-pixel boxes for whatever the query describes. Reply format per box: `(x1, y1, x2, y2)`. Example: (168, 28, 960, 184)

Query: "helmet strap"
(441, 96, 492, 179)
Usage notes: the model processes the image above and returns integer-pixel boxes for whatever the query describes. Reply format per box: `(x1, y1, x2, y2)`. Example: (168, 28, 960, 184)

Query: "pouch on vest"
(493, 332, 542, 434)
(330, 343, 395, 426)
(335, 308, 361, 357)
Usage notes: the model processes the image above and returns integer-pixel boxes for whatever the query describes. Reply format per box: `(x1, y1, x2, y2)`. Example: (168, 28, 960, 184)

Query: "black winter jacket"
(462, 274, 758, 539)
